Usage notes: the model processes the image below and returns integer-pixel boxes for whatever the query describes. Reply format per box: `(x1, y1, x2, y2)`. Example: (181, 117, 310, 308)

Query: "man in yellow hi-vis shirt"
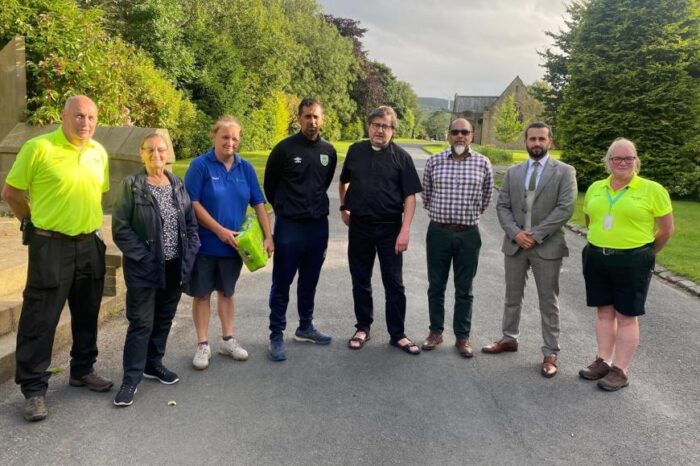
(2, 95, 112, 422)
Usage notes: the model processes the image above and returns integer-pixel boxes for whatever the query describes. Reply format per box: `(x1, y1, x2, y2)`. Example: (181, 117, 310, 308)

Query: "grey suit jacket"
(497, 157, 577, 259)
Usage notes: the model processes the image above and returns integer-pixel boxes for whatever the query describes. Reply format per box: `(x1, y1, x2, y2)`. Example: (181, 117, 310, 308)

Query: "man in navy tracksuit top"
(264, 98, 338, 361)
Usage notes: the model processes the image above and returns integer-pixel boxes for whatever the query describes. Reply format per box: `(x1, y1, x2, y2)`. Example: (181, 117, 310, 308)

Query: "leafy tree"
(82, 0, 195, 88)
(552, 0, 700, 197)
(537, 2, 586, 140)
(280, 0, 357, 140)
(423, 111, 452, 140)
(494, 95, 523, 144)
(0, 0, 201, 156)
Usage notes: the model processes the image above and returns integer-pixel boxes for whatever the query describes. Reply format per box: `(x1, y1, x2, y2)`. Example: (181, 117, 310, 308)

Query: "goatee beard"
(453, 145, 466, 156)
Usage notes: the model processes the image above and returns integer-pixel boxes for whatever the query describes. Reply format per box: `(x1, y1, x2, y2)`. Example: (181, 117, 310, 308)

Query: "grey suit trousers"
(502, 247, 561, 356)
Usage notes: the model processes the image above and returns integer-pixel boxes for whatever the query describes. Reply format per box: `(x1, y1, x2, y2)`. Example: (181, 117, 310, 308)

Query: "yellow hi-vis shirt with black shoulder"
(5, 128, 109, 235)
(583, 174, 672, 249)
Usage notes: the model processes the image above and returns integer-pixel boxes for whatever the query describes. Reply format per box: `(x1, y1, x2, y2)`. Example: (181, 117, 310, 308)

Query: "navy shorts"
(184, 253, 242, 298)
(582, 243, 655, 316)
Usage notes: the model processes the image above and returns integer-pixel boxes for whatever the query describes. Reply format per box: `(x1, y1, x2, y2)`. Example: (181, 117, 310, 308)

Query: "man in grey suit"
(482, 122, 576, 378)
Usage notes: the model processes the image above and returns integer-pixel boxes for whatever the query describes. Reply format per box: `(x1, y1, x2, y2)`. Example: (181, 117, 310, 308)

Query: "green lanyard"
(606, 186, 628, 213)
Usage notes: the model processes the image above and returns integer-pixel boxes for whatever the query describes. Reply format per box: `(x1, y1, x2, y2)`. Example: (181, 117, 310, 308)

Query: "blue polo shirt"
(185, 149, 265, 257)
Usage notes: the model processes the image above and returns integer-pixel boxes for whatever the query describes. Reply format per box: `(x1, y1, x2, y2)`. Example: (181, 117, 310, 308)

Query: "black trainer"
(113, 384, 137, 407)
(143, 366, 180, 385)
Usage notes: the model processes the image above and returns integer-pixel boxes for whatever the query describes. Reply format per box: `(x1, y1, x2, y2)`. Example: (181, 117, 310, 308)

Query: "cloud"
(318, 0, 571, 97)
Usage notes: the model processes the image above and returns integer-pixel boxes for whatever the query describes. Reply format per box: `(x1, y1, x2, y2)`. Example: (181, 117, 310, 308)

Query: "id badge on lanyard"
(604, 187, 628, 230)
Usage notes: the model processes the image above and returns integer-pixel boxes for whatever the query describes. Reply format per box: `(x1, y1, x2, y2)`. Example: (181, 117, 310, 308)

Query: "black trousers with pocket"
(15, 231, 106, 398)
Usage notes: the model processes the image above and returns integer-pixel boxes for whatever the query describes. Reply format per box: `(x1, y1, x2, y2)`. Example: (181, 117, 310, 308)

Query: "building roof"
(452, 95, 498, 114)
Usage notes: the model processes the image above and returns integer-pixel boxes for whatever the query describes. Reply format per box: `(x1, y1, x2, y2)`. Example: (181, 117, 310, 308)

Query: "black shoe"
(113, 384, 138, 407)
(23, 395, 48, 422)
(143, 366, 179, 385)
(69, 371, 114, 392)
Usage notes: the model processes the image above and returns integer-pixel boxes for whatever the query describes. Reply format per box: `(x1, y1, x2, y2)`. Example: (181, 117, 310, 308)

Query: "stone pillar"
(0, 37, 26, 142)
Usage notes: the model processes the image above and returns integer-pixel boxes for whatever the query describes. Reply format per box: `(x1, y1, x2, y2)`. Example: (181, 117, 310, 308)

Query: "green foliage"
(3, 0, 419, 154)
(0, 0, 201, 157)
(552, 0, 700, 198)
(494, 95, 523, 144)
(342, 118, 365, 141)
(471, 145, 514, 165)
(422, 111, 452, 140)
(88, 0, 195, 88)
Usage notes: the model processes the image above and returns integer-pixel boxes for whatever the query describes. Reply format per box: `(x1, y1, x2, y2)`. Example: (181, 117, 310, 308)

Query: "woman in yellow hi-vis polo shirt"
(580, 138, 674, 391)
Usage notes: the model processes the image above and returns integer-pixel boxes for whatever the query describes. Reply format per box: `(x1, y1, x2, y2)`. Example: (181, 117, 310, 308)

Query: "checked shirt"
(422, 147, 494, 225)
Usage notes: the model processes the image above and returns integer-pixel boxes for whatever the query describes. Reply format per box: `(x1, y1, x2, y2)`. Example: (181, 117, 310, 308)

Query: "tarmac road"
(0, 144, 698, 465)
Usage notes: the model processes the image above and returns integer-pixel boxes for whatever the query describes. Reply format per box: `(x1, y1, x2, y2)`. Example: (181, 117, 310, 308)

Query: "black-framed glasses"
(450, 129, 471, 136)
(610, 156, 635, 165)
(370, 122, 394, 131)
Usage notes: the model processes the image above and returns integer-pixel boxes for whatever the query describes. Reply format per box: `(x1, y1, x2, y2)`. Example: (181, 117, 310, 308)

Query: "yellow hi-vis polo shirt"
(5, 128, 109, 236)
(583, 174, 672, 249)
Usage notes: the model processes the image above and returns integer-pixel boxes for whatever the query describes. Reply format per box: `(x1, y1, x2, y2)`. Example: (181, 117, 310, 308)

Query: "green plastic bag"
(237, 213, 267, 272)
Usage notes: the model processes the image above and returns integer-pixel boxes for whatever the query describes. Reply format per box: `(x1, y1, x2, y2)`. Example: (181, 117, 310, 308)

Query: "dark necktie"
(528, 161, 539, 191)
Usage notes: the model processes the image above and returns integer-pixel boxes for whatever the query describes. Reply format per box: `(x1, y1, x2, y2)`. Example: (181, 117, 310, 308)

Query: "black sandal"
(348, 330, 370, 350)
(390, 338, 421, 355)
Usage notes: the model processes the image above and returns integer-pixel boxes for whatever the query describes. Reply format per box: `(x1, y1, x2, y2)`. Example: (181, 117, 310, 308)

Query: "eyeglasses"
(450, 129, 471, 136)
(609, 156, 635, 165)
(141, 147, 168, 155)
(370, 122, 394, 131)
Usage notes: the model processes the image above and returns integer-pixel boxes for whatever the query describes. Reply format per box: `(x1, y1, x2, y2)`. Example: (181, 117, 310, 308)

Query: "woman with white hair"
(579, 138, 674, 391)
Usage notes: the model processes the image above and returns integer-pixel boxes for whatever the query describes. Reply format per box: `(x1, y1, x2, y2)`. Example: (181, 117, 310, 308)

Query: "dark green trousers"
(426, 222, 481, 338)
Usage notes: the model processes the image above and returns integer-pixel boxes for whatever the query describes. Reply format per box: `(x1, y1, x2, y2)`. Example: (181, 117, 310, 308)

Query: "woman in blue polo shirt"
(580, 138, 674, 391)
(184, 116, 274, 370)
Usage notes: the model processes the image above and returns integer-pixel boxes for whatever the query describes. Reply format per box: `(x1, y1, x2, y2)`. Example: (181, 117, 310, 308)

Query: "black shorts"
(184, 253, 242, 298)
(582, 243, 655, 316)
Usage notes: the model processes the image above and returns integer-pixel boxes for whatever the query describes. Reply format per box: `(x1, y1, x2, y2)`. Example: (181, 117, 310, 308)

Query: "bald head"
(448, 118, 474, 151)
(61, 95, 98, 146)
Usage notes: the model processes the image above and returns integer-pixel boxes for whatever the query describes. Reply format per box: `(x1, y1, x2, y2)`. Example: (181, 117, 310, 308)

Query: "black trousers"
(15, 232, 106, 398)
(348, 217, 406, 341)
(122, 259, 182, 386)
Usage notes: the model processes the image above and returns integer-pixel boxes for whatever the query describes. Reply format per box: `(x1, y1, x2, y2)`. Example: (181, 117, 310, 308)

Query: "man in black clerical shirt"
(339, 106, 423, 355)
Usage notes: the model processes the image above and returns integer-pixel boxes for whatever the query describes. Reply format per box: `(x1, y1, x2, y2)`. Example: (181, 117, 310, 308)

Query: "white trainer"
(219, 338, 249, 361)
(192, 343, 211, 370)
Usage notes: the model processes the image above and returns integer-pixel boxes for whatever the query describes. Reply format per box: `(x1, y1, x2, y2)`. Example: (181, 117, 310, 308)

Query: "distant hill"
(418, 97, 452, 113)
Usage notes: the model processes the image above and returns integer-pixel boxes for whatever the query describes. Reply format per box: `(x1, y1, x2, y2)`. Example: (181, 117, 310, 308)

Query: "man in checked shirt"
(421, 118, 494, 357)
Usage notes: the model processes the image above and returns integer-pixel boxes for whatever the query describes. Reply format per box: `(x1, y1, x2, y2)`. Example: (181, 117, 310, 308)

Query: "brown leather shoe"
(455, 338, 474, 358)
(481, 338, 518, 354)
(597, 366, 629, 391)
(69, 371, 114, 392)
(579, 357, 611, 380)
(421, 331, 443, 351)
(541, 355, 558, 378)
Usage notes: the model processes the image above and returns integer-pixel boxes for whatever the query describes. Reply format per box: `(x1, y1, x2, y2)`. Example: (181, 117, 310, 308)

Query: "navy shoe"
(143, 366, 179, 385)
(294, 326, 332, 345)
(268, 338, 287, 361)
(113, 384, 137, 407)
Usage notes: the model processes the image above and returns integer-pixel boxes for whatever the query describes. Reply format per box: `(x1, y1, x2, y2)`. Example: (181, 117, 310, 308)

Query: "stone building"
(452, 76, 543, 149)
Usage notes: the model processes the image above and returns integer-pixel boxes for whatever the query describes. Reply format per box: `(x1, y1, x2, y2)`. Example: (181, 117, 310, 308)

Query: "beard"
(527, 146, 547, 160)
(453, 144, 466, 156)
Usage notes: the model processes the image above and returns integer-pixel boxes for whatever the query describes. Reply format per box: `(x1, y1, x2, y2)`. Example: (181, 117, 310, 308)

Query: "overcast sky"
(318, 0, 572, 99)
